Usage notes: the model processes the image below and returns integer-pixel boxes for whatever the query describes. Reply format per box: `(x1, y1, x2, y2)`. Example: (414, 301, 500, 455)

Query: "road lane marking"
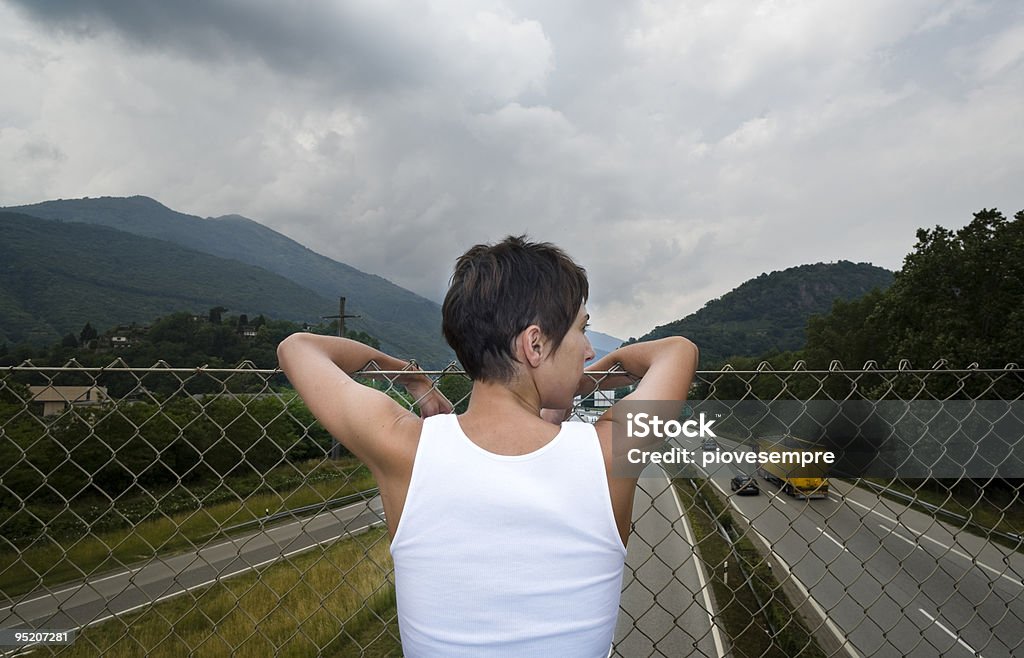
(707, 477, 729, 501)
(665, 474, 726, 658)
(877, 524, 921, 550)
(844, 496, 902, 527)
(918, 608, 983, 657)
(0, 566, 146, 614)
(909, 531, 1024, 587)
(815, 527, 848, 552)
(877, 524, 1023, 588)
(844, 483, 1024, 591)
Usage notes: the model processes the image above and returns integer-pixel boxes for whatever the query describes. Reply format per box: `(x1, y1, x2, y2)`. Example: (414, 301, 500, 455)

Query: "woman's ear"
(517, 325, 546, 368)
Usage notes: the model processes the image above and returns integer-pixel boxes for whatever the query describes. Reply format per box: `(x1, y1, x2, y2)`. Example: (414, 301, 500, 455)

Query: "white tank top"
(390, 413, 627, 658)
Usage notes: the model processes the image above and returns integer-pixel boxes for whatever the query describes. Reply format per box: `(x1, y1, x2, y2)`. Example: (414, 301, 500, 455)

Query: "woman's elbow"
(276, 333, 308, 369)
(661, 335, 699, 356)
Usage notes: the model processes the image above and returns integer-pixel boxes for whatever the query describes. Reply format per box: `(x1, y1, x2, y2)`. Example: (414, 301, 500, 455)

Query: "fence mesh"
(1, 360, 1023, 657)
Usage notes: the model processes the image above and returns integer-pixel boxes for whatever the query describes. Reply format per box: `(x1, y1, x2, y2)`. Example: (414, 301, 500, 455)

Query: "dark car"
(730, 475, 760, 495)
(701, 438, 719, 451)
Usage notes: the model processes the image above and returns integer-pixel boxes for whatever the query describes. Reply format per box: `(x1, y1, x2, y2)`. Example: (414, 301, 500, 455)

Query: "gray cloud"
(2, 0, 1022, 339)
(7, 0, 421, 91)
(6, 0, 555, 101)
(19, 138, 65, 162)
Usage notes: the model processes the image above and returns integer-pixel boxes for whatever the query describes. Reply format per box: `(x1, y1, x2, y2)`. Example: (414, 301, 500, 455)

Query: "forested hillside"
(635, 261, 894, 366)
(0, 212, 333, 347)
(3, 196, 453, 365)
(700, 208, 1023, 405)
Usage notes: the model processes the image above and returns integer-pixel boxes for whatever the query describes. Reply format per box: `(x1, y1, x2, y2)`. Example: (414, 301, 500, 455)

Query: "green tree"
(208, 306, 227, 325)
(79, 322, 98, 344)
(804, 289, 888, 369)
(877, 208, 1023, 368)
(438, 374, 472, 413)
(346, 329, 381, 349)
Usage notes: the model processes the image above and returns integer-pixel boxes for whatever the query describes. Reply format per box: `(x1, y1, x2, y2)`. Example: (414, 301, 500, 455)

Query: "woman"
(277, 235, 698, 656)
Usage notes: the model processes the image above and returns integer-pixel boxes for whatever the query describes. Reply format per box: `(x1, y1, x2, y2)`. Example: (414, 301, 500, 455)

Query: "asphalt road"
(614, 469, 726, 658)
(699, 437, 1024, 658)
(0, 497, 386, 647)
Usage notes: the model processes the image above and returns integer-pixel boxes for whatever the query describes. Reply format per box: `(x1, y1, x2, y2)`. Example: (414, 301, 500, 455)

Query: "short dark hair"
(442, 235, 589, 382)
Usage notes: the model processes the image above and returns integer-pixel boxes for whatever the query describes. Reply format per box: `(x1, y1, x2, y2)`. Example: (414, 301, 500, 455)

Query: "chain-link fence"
(1, 360, 1022, 657)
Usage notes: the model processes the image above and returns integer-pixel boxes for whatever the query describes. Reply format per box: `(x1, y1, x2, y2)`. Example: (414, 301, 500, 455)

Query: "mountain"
(586, 330, 623, 361)
(3, 196, 453, 365)
(0, 211, 337, 346)
(635, 261, 894, 366)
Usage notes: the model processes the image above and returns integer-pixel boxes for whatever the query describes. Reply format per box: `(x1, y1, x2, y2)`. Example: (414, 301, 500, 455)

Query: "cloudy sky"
(1, 1, 1021, 339)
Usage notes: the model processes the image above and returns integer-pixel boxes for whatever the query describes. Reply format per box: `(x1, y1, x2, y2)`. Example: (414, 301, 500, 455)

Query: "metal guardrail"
(859, 479, 1024, 549)
(220, 488, 381, 534)
(2, 360, 1023, 656)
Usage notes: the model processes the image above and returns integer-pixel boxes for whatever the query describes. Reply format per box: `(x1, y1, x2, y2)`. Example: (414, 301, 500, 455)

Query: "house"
(29, 385, 110, 416)
(104, 323, 149, 350)
(591, 390, 616, 408)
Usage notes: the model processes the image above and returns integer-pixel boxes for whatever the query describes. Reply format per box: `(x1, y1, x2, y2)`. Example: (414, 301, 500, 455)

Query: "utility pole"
(321, 297, 359, 338)
(321, 296, 361, 461)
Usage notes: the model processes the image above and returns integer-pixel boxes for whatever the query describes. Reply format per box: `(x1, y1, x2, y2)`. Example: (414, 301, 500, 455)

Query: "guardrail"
(859, 479, 1024, 549)
(220, 488, 381, 534)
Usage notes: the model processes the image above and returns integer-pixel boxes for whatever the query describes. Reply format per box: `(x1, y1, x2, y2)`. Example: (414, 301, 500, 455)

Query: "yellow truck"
(755, 438, 829, 499)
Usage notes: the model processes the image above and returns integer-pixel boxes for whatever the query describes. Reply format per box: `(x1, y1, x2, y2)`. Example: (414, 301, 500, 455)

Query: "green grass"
(673, 475, 826, 658)
(47, 527, 401, 657)
(1, 460, 377, 599)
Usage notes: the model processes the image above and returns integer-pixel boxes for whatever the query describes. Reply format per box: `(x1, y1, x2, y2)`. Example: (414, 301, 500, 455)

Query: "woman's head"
(442, 235, 589, 383)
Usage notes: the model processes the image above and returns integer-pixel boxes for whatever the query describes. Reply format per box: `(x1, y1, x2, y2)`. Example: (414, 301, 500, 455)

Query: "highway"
(697, 438, 1024, 658)
(0, 497, 386, 648)
(614, 470, 726, 657)
(11, 435, 1013, 657)
(3, 478, 725, 657)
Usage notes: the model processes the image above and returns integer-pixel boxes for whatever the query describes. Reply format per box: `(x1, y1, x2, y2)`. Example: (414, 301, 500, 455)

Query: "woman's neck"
(462, 377, 541, 420)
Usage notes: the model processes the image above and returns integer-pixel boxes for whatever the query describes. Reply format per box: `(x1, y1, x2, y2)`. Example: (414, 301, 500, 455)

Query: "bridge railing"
(1, 360, 1022, 656)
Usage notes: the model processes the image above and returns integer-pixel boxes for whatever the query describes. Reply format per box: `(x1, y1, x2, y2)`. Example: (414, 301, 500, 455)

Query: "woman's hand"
(405, 376, 454, 417)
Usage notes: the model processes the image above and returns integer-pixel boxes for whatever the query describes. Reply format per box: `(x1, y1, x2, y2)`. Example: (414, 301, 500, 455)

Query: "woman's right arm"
(580, 336, 699, 401)
(276, 333, 452, 472)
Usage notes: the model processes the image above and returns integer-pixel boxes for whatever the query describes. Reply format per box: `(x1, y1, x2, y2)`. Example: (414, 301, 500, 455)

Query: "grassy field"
(1, 459, 377, 599)
(42, 527, 401, 657)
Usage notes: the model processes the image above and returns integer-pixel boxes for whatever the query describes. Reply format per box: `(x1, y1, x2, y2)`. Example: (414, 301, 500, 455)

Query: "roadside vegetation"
(674, 474, 826, 658)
